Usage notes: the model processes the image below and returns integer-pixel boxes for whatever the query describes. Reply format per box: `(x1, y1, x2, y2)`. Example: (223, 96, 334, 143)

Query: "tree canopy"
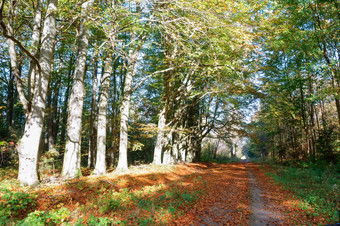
(0, 0, 338, 185)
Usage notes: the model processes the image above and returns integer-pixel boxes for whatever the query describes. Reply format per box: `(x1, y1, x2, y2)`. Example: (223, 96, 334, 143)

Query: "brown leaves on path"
(175, 162, 251, 225)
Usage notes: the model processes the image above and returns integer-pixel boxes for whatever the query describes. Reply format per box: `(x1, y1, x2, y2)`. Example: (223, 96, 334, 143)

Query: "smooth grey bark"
(171, 129, 187, 162)
(5, 1, 29, 117)
(27, 0, 42, 103)
(116, 47, 140, 171)
(62, 0, 94, 179)
(116, 66, 133, 171)
(163, 132, 177, 164)
(177, 131, 187, 161)
(160, 70, 195, 164)
(88, 60, 98, 168)
(153, 107, 166, 165)
(16, 0, 58, 186)
(93, 53, 113, 175)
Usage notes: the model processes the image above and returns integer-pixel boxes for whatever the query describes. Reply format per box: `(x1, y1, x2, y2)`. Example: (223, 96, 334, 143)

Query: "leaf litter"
(1, 162, 332, 225)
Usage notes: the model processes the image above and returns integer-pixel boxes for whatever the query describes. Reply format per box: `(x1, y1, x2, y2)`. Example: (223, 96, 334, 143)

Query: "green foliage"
(0, 166, 19, 190)
(86, 215, 124, 226)
(246, 0, 340, 164)
(18, 211, 45, 226)
(137, 217, 154, 226)
(48, 207, 70, 224)
(0, 207, 11, 225)
(107, 198, 122, 211)
(90, 179, 202, 224)
(267, 164, 340, 223)
(39, 148, 60, 176)
(0, 188, 37, 221)
(0, 141, 18, 166)
(17, 207, 70, 225)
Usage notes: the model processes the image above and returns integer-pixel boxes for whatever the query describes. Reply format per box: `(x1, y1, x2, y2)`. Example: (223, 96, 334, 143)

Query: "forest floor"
(0, 162, 338, 225)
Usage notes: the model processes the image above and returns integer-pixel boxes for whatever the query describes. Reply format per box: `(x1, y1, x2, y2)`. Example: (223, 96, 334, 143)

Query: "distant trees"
(245, 0, 339, 163)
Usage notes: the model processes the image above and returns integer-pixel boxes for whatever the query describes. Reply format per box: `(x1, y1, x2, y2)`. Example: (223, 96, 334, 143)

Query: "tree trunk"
(116, 64, 133, 171)
(93, 53, 113, 175)
(88, 60, 98, 168)
(45, 86, 53, 151)
(48, 83, 59, 151)
(153, 107, 166, 165)
(16, 0, 58, 186)
(186, 98, 200, 162)
(27, 0, 42, 103)
(60, 56, 73, 146)
(52, 86, 60, 145)
(116, 45, 140, 171)
(6, 1, 29, 117)
(6, 67, 14, 131)
(62, 0, 94, 179)
(310, 103, 316, 162)
(178, 131, 186, 161)
(108, 62, 118, 168)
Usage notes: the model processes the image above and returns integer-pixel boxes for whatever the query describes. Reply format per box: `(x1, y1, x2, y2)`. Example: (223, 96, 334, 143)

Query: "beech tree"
(62, 0, 94, 179)
(245, 0, 339, 162)
(0, 0, 58, 185)
(1, 0, 337, 186)
(93, 51, 113, 174)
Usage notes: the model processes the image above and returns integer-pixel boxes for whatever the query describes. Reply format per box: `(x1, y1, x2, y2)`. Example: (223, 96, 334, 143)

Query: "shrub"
(0, 189, 37, 220)
(17, 211, 45, 226)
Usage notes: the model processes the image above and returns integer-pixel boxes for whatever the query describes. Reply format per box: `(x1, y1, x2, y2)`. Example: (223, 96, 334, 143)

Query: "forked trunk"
(17, 0, 58, 186)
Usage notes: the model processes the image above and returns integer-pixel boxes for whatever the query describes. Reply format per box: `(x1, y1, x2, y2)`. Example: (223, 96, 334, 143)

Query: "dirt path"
(176, 162, 290, 225)
(176, 163, 250, 225)
(247, 164, 282, 225)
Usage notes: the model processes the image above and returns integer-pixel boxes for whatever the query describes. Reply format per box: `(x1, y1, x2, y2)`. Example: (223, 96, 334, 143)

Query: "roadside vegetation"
(263, 160, 340, 224)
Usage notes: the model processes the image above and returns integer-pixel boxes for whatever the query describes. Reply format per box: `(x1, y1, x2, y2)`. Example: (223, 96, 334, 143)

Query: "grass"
(265, 162, 340, 223)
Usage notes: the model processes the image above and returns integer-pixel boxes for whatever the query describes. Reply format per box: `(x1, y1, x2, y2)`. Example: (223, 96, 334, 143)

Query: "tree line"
(245, 0, 340, 163)
(0, 0, 256, 186)
(0, 0, 338, 186)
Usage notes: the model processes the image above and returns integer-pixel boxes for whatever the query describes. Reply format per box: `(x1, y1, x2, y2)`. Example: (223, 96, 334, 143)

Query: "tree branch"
(132, 67, 176, 92)
(0, 0, 41, 72)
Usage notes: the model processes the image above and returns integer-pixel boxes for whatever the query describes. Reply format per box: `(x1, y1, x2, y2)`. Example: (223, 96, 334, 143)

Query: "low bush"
(0, 188, 37, 223)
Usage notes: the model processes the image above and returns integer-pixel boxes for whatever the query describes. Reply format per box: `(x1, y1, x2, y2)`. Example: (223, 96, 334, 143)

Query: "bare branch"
(132, 67, 176, 92)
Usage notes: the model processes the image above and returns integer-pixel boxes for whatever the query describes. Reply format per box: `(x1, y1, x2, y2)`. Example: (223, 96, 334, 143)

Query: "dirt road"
(175, 162, 304, 225)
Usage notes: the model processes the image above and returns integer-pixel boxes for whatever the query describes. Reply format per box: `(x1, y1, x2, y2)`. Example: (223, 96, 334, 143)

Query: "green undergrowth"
(82, 181, 203, 225)
(0, 165, 19, 190)
(0, 169, 204, 225)
(265, 162, 340, 223)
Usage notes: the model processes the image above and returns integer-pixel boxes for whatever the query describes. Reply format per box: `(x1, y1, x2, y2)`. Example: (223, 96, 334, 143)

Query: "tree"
(1, 0, 59, 185)
(62, 0, 94, 179)
(93, 50, 113, 174)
